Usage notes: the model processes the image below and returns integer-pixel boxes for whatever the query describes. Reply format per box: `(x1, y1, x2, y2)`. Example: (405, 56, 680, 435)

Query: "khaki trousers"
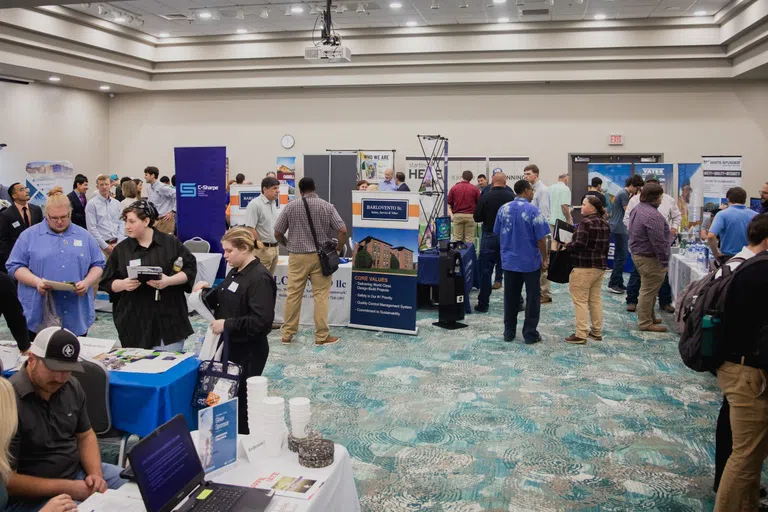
(452, 213, 476, 244)
(280, 252, 332, 342)
(568, 268, 604, 338)
(255, 245, 278, 275)
(715, 362, 768, 511)
(633, 255, 667, 329)
(155, 212, 175, 235)
(540, 232, 552, 300)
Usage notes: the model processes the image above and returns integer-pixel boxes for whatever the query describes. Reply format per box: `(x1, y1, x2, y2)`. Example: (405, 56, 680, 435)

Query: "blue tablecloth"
(417, 243, 479, 314)
(109, 356, 200, 437)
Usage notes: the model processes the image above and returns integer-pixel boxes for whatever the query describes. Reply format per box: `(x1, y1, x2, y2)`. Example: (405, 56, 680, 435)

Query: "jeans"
(609, 233, 628, 288)
(5, 463, 126, 512)
(477, 232, 500, 308)
(626, 267, 673, 307)
(503, 269, 541, 343)
(494, 260, 503, 284)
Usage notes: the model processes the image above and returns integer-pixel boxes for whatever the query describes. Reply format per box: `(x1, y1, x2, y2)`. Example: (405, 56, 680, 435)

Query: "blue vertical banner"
(349, 191, 420, 335)
(175, 147, 227, 276)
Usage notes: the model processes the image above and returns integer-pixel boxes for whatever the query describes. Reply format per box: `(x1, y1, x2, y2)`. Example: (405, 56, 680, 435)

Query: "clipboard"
(42, 279, 77, 292)
(553, 219, 575, 244)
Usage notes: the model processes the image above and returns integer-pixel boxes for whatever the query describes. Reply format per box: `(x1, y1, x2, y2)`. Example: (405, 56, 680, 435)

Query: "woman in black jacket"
(194, 227, 276, 434)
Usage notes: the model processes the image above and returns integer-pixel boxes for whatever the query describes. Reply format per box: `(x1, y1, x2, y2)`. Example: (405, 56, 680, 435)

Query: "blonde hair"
(45, 186, 71, 211)
(366, 184, 379, 192)
(0, 378, 18, 483)
(96, 174, 111, 184)
(122, 180, 138, 199)
(221, 227, 261, 251)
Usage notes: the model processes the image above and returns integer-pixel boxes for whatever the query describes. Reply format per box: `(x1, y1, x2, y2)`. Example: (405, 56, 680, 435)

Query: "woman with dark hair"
(99, 200, 197, 350)
(564, 195, 610, 345)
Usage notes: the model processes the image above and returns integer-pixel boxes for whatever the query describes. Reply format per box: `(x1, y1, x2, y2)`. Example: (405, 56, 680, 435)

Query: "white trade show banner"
(701, 156, 742, 211)
(273, 257, 351, 327)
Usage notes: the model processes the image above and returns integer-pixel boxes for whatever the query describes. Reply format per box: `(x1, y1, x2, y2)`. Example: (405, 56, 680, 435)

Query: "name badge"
(227, 281, 239, 293)
(73, 239, 83, 247)
(11, 221, 20, 228)
(129, 259, 141, 267)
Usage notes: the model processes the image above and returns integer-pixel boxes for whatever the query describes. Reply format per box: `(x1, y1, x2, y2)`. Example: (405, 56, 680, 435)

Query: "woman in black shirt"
(194, 227, 276, 434)
(100, 201, 196, 350)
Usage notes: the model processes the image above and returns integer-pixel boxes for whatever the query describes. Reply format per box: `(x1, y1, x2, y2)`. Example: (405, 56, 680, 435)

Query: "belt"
(723, 354, 763, 369)
(261, 242, 278, 247)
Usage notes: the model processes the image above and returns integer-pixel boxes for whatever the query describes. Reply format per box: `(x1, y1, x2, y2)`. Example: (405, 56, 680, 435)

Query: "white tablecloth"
(274, 257, 351, 327)
(669, 253, 708, 301)
(99, 438, 360, 512)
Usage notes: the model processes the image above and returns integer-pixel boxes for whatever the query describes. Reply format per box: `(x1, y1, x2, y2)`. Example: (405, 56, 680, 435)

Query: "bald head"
(491, 172, 507, 186)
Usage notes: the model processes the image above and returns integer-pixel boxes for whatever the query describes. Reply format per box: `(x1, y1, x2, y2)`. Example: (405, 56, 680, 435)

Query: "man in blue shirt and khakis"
(494, 180, 550, 344)
(707, 186, 759, 266)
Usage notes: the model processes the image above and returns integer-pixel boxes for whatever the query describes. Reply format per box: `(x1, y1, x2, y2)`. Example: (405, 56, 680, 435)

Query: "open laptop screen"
(129, 414, 205, 512)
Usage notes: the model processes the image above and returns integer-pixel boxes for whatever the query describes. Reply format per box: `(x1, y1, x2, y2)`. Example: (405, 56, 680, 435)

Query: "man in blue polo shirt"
(494, 180, 550, 344)
(707, 187, 758, 265)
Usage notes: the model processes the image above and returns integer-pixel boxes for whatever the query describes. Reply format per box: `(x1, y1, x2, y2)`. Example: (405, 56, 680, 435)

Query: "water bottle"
(701, 315, 720, 358)
(696, 245, 705, 271)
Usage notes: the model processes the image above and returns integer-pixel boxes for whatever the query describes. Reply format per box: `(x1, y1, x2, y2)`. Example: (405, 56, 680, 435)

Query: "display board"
(702, 156, 742, 211)
(677, 163, 703, 230)
(276, 157, 296, 203)
(487, 157, 530, 183)
(304, 153, 358, 243)
(25, 161, 74, 207)
(636, 163, 673, 194)
(587, 163, 632, 218)
(359, 151, 394, 181)
(349, 191, 420, 335)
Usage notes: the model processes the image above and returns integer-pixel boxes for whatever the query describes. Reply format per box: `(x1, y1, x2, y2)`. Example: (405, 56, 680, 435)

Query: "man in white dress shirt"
(524, 164, 552, 304)
(245, 176, 280, 274)
(144, 166, 176, 234)
(85, 174, 124, 258)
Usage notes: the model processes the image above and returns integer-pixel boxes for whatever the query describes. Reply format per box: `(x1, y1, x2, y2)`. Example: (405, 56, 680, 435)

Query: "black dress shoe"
(474, 304, 489, 313)
(525, 335, 543, 345)
(503, 333, 515, 342)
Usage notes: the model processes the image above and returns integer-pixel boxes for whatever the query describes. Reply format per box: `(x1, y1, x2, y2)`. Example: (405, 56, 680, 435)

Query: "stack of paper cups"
(246, 376, 268, 434)
(288, 397, 311, 439)
(261, 396, 287, 457)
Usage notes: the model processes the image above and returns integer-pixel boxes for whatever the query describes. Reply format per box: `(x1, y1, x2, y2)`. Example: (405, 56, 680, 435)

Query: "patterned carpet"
(1, 274, 732, 511)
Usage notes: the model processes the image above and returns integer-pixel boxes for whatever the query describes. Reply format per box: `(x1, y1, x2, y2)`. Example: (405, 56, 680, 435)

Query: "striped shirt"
(628, 202, 671, 267)
(567, 214, 610, 269)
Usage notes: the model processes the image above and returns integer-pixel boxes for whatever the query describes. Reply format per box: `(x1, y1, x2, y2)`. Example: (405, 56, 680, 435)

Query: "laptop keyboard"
(194, 487, 247, 511)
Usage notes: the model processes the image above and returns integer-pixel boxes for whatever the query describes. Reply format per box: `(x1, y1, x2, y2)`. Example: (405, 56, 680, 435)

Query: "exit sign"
(609, 133, 624, 146)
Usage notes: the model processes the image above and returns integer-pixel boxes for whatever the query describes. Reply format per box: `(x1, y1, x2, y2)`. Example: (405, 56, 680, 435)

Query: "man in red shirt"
(448, 171, 481, 244)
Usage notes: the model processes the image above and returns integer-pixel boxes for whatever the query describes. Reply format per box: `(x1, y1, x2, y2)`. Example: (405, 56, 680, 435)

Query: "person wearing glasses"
(760, 181, 768, 214)
(6, 190, 105, 340)
(0, 183, 43, 273)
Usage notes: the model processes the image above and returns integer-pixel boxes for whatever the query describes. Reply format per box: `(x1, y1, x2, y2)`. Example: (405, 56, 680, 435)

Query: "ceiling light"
(406, 20, 418, 26)
(158, 32, 170, 37)
(236, 7, 245, 19)
(260, 8, 269, 18)
(291, 5, 304, 13)
(459, 0, 468, 7)
(236, 28, 248, 34)
(211, 9, 221, 19)
(356, 3, 366, 12)
(694, 10, 707, 16)
(498, 16, 509, 22)
(114, 15, 126, 22)
(310, 4, 319, 14)
(390, 1, 402, 7)
(198, 10, 212, 19)
(593, 13, 606, 20)
(544, 0, 553, 5)
(494, 0, 506, 4)
(573, 0, 582, 3)
(431, 0, 439, 8)
(81, 3, 91, 7)
(48, 76, 61, 82)
(99, 85, 110, 90)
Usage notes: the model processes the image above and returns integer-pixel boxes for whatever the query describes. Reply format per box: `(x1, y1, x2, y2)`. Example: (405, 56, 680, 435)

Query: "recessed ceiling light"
(406, 20, 418, 26)
(237, 28, 248, 34)
(291, 6, 304, 13)
(497, 16, 509, 22)
(158, 32, 170, 38)
(494, 0, 506, 3)
(100, 85, 110, 90)
(236, 7, 245, 19)
(260, 8, 269, 18)
(198, 10, 212, 19)
(694, 10, 707, 16)
(48, 76, 61, 82)
(593, 13, 606, 20)
(114, 16, 126, 22)
(390, 2, 402, 7)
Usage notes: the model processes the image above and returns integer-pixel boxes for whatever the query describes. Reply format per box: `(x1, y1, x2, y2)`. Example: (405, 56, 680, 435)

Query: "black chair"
(73, 359, 131, 467)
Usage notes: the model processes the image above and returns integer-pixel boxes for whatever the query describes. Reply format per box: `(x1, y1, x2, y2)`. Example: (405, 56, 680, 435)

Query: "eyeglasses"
(47, 214, 71, 222)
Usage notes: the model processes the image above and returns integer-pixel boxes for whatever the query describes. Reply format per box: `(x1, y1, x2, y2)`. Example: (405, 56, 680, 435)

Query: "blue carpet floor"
(1, 275, 732, 510)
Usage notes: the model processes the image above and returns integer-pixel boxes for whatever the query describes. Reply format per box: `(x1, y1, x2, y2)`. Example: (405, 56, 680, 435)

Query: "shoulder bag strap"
(302, 197, 321, 253)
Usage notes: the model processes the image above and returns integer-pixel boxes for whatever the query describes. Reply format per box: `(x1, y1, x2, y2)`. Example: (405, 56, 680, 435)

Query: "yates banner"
(349, 191, 420, 335)
(636, 163, 673, 194)
(702, 156, 742, 211)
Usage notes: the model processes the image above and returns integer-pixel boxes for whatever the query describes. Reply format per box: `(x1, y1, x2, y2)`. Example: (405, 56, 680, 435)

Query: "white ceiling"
(63, 0, 731, 37)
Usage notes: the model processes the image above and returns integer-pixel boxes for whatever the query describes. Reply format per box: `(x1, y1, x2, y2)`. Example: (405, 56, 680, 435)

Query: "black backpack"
(676, 255, 752, 372)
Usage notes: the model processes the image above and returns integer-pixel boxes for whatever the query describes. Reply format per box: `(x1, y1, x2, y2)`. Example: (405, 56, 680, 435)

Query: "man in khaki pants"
(626, 183, 670, 332)
(245, 176, 280, 274)
(275, 177, 347, 346)
(447, 170, 481, 244)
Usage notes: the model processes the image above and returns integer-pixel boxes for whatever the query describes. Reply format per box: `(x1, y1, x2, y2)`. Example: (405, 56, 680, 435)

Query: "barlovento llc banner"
(349, 191, 420, 335)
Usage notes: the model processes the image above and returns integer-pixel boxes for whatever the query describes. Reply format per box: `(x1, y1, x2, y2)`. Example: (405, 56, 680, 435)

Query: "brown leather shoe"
(587, 332, 603, 341)
(653, 318, 663, 325)
(626, 304, 636, 312)
(281, 336, 293, 344)
(641, 325, 668, 333)
(493, 282, 502, 290)
(564, 335, 586, 345)
(540, 297, 553, 304)
(316, 336, 339, 346)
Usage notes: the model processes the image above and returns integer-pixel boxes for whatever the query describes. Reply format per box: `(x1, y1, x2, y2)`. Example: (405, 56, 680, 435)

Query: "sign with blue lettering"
(361, 199, 409, 221)
(239, 191, 261, 209)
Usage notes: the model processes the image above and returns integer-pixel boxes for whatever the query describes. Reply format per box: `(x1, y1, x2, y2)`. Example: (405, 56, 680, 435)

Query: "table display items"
(288, 397, 311, 438)
(260, 396, 289, 457)
(298, 438, 335, 468)
(247, 376, 269, 433)
(192, 332, 242, 408)
(288, 430, 321, 453)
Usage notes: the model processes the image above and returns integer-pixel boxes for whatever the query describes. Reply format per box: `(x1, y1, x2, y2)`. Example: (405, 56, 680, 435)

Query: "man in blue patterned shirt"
(494, 180, 550, 344)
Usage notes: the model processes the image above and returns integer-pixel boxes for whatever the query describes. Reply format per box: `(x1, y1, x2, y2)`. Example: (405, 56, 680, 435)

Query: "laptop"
(128, 414, 273, 512)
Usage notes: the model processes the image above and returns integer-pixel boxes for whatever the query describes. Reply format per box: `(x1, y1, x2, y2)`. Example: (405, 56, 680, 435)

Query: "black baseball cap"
(29, 327, 84, 373)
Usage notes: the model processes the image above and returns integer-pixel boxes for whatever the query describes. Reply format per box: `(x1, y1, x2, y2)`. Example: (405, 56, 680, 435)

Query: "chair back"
(73, 359, 112, 435)
(183, 237, 211, 253)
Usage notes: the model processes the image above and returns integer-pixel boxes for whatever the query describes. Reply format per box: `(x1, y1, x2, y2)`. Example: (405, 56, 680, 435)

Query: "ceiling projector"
(305, 44, 351, 63)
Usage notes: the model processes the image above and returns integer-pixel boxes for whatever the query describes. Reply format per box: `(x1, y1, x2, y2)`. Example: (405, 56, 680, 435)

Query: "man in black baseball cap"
(6, 327, 126, 509)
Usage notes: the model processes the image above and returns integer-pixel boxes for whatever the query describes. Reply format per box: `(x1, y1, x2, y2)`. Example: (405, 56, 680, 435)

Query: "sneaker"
(662, 304, 676, 314)
(493, 282, 502, 290)
(474, 304, 489, 313)
(618, 285, 627, 291)
(587, 331, 603, 341)
(565, 335, 586, 345)
(540, 297, 553, 304)
(281, 336, 293, 344)
(608, 286, 624, 294)
(626, 304, 637, 312)
(316, 336, 339, 346)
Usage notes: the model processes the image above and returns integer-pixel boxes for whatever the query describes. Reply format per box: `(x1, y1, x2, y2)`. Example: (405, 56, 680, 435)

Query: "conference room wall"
(107, 81, 768, 198)
(0, 82, 110, 190)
